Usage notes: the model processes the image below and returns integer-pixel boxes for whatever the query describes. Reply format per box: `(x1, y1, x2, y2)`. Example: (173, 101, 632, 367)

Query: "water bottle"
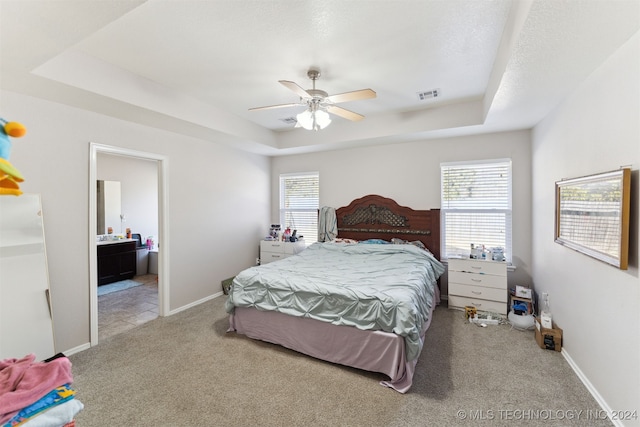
(540, 293, 553, 329)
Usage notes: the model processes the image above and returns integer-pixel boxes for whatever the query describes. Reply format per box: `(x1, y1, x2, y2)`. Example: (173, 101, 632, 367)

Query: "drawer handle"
(471, 278, 482, 282)
(472, 291, 482, 295)
(471, 266, 482, 269)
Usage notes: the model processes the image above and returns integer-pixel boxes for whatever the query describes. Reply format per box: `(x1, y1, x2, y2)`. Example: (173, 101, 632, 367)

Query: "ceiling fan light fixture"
(296, 108, 331, 131)
(296, 110, 313, 129)
(314, 109, 331, 129)
(250, 67, 375, 129)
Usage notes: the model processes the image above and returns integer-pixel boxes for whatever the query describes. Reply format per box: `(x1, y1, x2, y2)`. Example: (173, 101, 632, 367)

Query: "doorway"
(89, 143, 169, 346)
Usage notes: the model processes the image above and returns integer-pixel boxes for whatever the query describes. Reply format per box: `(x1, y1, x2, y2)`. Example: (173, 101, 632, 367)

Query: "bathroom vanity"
(97, 239, 136, 285)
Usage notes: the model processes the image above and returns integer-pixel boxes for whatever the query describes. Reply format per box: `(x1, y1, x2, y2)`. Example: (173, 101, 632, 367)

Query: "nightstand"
(447, 258, 508, 315)
(259, 240, 306, 264)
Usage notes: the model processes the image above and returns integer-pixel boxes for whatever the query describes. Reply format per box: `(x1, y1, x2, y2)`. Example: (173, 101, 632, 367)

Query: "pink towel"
(0, 354, 74, 424)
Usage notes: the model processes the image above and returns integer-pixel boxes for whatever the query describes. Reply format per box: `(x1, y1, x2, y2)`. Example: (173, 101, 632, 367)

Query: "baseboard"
(562, 348, 621, 427)
(62, 342, 91, 357)
(63, 293, 224, 357)
(167, 291, 223, 316)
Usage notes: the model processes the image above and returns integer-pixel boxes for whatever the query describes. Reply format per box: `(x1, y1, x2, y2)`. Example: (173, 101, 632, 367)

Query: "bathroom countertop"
(97, 238, 136, 246)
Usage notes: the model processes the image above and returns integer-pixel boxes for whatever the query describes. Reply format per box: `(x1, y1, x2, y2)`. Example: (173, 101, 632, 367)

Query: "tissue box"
(535, 318, 562, 352)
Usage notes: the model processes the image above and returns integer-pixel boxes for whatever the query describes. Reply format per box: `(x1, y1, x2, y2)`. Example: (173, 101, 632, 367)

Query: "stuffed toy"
(0, 117, 26, 196)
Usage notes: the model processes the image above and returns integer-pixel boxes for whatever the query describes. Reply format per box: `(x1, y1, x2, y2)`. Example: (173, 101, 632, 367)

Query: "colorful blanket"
(0, 355, 73, 424)
(3, 384, 75, 427)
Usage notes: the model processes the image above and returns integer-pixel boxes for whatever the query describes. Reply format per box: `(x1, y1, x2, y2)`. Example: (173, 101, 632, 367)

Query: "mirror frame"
(555, 168, 631, 269)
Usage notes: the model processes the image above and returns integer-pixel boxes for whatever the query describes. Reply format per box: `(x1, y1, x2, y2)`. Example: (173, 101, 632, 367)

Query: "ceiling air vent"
(280, 117, 298, 125)
(417, 89, 440, 101)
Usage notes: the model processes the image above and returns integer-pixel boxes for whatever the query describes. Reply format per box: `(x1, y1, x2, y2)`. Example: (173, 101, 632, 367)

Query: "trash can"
(148, 250, 158, 274)
(136, 247, 149, 276)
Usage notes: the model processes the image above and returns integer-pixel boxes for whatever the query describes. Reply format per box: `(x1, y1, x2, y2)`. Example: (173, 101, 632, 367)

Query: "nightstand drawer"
(448, 259, 507, 276)
(448, 295, 507, 315)
(260, 241, 285, 253)
(449, 271, 507, 289)
(260, 240, 306, 264)
(261, 252, 286, 263)
(449, 283, 507, 302)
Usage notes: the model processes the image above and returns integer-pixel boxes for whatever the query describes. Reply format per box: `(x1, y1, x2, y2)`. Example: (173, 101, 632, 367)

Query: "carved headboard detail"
(343, 204, 409, 228)
(335, 195, 440, 260)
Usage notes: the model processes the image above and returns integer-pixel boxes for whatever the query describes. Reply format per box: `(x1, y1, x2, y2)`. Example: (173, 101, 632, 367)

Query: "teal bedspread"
(225, 242, 445, 361)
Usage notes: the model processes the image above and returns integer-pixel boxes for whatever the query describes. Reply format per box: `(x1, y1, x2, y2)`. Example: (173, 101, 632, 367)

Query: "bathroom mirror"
(97, 180, 121, 235)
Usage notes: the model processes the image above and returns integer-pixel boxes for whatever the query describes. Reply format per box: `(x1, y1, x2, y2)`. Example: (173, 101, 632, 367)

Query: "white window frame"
(440, 158, 513, 263)
(279, 172, 319, 245)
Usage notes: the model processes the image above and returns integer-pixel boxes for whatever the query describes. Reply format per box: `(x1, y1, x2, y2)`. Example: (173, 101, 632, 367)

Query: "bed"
(225, 195, 443, 392)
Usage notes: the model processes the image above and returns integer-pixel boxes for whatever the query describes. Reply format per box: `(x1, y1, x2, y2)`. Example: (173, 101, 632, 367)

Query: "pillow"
(331, 238, 359, 244)
(359, 238, 389, 244)
(408, 240, 427, 250)
(391, 237, 433, 255)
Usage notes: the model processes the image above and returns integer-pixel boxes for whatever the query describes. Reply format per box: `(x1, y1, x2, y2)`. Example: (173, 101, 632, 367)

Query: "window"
(441, 159, 512, 262)
(280, 172, 319, 245)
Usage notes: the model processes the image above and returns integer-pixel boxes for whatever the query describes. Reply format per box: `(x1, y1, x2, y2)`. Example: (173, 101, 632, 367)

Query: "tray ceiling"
(1, 0, 638, 155)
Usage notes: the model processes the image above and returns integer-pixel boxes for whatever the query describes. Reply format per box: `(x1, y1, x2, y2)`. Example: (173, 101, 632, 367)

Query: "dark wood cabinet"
(97, 241, 137, 285)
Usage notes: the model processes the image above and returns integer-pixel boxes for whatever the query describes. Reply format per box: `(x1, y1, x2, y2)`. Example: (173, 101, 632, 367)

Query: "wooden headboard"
(335, 195, 441, 260)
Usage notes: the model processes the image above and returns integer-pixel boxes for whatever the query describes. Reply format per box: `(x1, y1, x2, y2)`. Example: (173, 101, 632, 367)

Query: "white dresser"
(260, 240, 306, 264)
(447, 258, 508, 315)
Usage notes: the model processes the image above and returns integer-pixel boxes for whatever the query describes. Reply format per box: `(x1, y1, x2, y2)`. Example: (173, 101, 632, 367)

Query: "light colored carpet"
(69, 297, 612, 427)
(97, 279, 142, 296)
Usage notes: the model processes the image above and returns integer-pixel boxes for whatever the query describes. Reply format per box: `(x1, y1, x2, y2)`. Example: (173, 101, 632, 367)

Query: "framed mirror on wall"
(97, 180, 121, 235)
(555, 168, 631, 269)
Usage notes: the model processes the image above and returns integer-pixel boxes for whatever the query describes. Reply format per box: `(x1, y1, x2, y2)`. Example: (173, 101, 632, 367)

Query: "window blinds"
(280, 172, 319, 245)
(441, 159, 512, 261)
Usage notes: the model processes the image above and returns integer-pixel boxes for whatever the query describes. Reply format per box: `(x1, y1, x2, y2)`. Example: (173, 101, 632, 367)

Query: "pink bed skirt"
(227, 287, 439, 393)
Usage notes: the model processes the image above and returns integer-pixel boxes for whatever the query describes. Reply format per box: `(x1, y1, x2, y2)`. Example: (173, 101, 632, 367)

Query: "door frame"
(89, 142, 170, 346)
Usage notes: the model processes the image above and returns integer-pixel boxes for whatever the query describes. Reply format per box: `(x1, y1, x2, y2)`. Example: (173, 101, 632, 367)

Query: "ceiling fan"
(249, 68, 376, 130)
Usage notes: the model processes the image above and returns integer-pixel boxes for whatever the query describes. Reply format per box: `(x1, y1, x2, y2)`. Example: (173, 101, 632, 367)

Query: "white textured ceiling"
(1, 0, 638, 155)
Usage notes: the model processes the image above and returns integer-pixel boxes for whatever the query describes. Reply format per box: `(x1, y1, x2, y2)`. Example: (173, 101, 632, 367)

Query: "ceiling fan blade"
(279, 80, 312, 99)
(248, 103, 300, 111)
(326, 105, 365, 121)
(326, 88, 376, 104)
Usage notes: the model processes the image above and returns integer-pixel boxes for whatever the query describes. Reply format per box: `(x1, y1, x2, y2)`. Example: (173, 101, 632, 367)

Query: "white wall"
(97, 153, 159, 243)
(271, 129, 533, 294)
(532, 31, 639, 423)
(2, 90, 270, 353)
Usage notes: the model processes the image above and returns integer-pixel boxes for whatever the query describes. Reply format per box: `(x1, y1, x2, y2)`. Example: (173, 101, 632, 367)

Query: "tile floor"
(98, 274, 158, 341)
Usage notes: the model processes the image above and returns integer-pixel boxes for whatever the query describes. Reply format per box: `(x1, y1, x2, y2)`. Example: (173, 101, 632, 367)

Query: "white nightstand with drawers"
(259, 240, 306, 264)
(447, 258, 508, 315)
